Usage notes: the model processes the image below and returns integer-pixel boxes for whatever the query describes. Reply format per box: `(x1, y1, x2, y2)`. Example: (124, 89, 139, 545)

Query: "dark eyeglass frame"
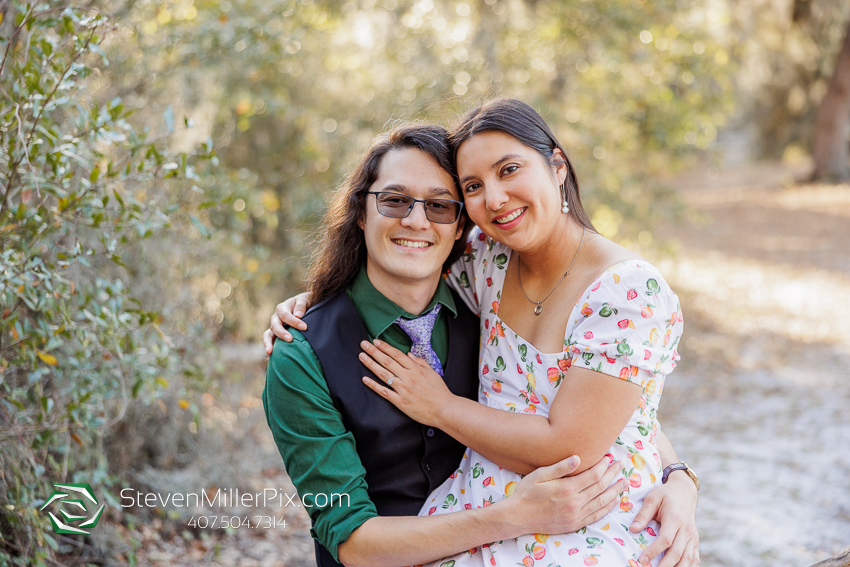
(366, 191, 464, 224)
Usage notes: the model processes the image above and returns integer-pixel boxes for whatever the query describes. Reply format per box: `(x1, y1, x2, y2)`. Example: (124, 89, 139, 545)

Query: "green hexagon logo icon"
(39, 483, 105, 535)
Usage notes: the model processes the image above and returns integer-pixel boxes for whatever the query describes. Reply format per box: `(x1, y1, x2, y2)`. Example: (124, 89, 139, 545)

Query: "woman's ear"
(552, 148, 569, 186)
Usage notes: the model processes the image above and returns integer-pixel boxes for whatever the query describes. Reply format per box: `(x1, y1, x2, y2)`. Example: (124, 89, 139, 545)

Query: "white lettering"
(263, 488, 277, 507)
(120, 488, 135, 508)
(203, 488, 223, 508)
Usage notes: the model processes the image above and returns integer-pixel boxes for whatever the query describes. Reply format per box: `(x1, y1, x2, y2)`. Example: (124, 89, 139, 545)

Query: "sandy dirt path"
(654, 163, 850, 565)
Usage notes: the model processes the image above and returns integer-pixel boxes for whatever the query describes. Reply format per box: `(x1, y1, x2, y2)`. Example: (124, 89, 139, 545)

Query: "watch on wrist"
(661, 462, 700, 491)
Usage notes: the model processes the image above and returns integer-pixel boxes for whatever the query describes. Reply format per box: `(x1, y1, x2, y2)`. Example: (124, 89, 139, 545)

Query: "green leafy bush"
(0, 4, 223, 563)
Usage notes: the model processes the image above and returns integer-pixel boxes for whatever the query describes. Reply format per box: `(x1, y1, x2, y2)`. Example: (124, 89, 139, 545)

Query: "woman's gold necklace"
(517, 227, 586, 316)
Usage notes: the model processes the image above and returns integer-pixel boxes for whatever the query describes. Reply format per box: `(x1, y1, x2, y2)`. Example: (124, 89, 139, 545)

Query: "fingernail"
(373, 339, 382, 346)
(568, 456, 578, 467)
(295, 311, 304, 317)
(360, 341, 370, 349)
(640, 557, 649, 565)
(629, 521, 639, 529)
(298, 323, 307, 330)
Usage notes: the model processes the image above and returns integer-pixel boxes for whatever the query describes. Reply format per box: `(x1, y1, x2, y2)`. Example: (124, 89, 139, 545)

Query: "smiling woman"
(452, 98, 595, 242)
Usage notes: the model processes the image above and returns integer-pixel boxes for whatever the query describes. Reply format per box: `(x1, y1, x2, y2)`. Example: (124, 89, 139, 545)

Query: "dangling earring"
(560, 182, 570, 214)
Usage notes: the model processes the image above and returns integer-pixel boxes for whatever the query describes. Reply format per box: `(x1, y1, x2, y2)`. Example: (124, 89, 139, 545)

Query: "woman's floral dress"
(418, 229, 684, 567)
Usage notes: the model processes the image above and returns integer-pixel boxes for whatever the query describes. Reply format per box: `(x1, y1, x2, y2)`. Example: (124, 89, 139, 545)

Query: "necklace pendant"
(534, 304, 543, 316)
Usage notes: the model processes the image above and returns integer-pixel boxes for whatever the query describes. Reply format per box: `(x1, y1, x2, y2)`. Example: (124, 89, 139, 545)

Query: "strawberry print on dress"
(422, 229, 684, 567)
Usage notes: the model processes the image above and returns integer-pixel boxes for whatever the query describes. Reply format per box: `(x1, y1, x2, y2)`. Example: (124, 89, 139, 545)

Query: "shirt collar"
(347, 265, 458, 339)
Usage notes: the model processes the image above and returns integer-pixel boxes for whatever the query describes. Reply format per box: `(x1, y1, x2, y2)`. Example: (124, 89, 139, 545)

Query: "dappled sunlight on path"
(659, 251, 850, 354)
(654, 164, 850, 566)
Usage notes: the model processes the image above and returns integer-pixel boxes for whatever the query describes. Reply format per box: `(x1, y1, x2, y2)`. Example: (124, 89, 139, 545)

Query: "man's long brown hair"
(307, 124, 472, 305)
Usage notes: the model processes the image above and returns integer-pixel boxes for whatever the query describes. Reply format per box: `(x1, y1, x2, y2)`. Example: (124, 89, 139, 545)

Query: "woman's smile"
(492, 206, 527, 229)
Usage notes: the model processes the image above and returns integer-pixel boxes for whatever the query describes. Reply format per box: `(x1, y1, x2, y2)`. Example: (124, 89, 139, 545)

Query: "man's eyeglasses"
(366, 191, 464, 224)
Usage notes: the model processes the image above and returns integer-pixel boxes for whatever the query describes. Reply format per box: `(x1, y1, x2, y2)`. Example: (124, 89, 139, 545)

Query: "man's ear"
(454, 217, 466, 241)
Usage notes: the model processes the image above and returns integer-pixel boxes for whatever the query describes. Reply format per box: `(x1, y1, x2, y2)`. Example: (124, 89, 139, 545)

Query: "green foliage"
(92, 0, 736, 330)
(0, 3, 225, 562)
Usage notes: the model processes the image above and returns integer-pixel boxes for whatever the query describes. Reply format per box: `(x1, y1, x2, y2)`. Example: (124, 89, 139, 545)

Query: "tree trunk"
(812, 18, 850, 182)
(792, 0, 811, 24)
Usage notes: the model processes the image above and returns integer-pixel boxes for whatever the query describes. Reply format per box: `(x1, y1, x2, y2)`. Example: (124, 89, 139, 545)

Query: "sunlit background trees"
(2, 0, 849, 564)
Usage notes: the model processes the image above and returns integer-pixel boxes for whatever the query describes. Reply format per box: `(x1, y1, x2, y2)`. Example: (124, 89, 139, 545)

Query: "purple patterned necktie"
(395, 304, 444, 377)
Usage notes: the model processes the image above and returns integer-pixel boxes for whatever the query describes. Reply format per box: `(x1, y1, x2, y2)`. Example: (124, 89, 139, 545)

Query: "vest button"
(426, 428, 435, 437)
(425, 462, 436, 471)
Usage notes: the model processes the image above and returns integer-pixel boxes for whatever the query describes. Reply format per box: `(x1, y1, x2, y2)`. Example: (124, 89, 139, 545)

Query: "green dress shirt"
(262, 266, 458, 561)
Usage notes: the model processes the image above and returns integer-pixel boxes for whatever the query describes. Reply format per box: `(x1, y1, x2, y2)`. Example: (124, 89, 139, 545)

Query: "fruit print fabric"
(427, 229, 684, 567)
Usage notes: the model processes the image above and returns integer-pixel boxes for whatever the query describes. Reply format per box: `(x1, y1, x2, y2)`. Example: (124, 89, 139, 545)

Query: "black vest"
(300, 290, 479, 567)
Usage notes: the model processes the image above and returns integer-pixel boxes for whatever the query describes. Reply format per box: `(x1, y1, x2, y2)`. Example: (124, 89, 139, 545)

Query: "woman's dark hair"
(449, 97, 596, 233)
(307, 123, 472, 305)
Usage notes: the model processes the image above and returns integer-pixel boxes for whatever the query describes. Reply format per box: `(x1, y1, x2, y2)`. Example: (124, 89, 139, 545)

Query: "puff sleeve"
(566, 261, 683, 387)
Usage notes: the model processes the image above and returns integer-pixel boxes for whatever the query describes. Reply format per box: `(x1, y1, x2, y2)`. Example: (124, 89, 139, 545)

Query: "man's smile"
(391, 238, 434, 249)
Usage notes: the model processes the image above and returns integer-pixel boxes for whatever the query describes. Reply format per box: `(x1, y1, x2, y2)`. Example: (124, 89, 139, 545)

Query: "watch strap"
(661, 463, 687, 484)
(662, 461, 700, 491)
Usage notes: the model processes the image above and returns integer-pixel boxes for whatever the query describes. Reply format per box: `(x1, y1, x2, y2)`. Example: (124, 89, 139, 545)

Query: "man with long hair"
(262, 124, 633, 567)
